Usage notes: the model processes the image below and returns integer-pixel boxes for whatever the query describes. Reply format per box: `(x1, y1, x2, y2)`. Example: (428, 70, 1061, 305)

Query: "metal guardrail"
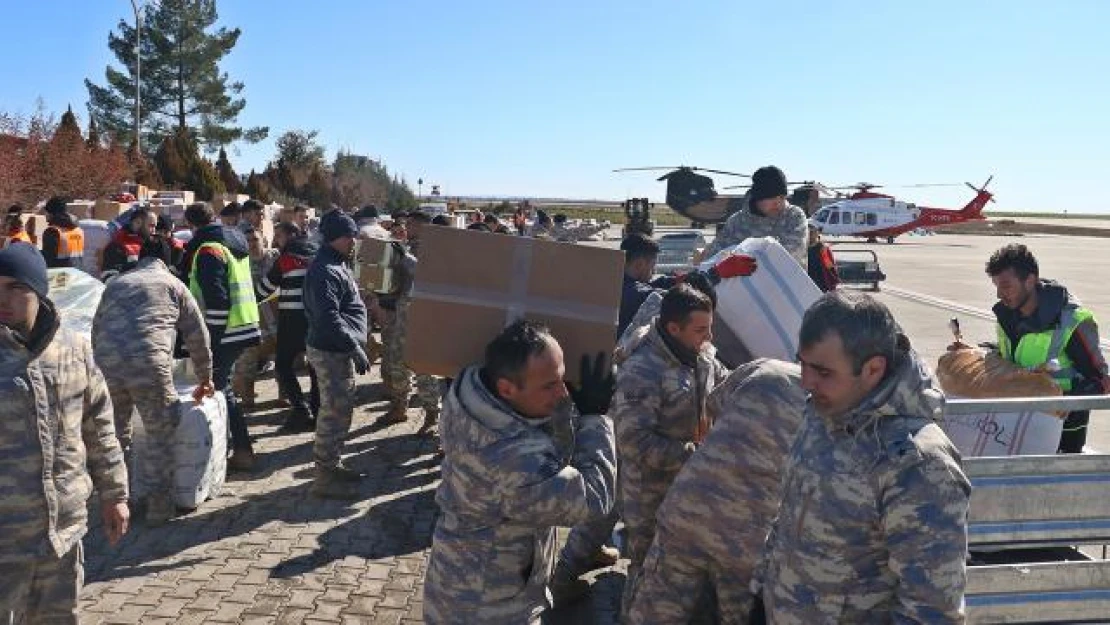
(967, 560, 1110, 624)
(947, 395, 1110, 415)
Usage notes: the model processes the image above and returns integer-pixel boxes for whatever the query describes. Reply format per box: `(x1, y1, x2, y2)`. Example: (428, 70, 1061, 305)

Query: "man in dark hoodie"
(258, 222, 320, 432)
(41, 196, 85, 269)
(304, 210, 369, 499)
(986, 243, 1109, 453)
(183, 202, 261, 471)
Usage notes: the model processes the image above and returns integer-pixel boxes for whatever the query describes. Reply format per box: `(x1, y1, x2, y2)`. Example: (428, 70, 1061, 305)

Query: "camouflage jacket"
(92, 257, 212, 382)
(761, 350, 971, 624)
(0, 301, 129, 562)
(702, 203, 808, 269)
(655, 359, 805, 580)
(612, 322, 728, 528)
(424, 366, 617, 624)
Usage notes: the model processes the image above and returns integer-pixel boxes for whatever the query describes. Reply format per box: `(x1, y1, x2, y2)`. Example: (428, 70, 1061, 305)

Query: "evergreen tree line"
(2, 0, 417, 210)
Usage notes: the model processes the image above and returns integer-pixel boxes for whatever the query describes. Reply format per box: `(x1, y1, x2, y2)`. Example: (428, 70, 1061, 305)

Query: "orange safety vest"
(48, 226, 85, 262)
(3, 230, 32, 247)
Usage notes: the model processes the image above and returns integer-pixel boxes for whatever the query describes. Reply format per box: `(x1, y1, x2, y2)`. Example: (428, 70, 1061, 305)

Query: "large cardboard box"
(405, 227, 624, 384)
(92, 201, 128, 222)
(20, 214, 47, 248)
(355, 236, 398, 294)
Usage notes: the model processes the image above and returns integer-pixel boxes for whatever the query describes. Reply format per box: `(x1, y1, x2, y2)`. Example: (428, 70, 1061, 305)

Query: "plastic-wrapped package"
(47, 268, 105, 339)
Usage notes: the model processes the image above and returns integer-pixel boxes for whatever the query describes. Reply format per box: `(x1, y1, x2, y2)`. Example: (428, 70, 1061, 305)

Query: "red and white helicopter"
(810, 177, 995, 243)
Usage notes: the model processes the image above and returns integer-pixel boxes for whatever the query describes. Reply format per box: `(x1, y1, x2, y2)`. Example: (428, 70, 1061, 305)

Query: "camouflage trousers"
(381, 301, 441, 416)
(231, 337, 276, 405)
(306, 347, 356, 470)
(102, 366, 179, 496)
(625, 527, 753, 624)
(0, 542, 82, 624)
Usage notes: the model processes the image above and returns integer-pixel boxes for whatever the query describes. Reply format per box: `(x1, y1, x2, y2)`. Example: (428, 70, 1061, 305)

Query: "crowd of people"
(1, 163, 1107, 623)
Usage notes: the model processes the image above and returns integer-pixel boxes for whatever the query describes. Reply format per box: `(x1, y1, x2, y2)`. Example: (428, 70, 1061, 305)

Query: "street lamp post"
(130, 0, 142, 154)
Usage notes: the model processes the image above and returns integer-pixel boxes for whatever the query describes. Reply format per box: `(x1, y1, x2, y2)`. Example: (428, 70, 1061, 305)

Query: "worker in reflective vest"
(987, 244, 1110, 453)
(42, 199, 85, 269)
(2, 211, 32, 248)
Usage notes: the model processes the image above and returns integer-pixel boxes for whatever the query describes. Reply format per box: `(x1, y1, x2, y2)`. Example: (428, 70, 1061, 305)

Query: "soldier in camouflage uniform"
(303, 211, 370, 499)
(423, 320, 617, 624)
(701, 165, 808, 269)
(609, 284, 729, 615)
(0, 243, 130, 623)
(92, 238, 215, 525)
(379, 212, 441, 433)
(758, 291, 971, 623)
(625, 359, 806, 624)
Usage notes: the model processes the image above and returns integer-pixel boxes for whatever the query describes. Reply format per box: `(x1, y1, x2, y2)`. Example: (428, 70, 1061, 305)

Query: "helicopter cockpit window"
(828, 212, 840, 225)
(815, 209, 829, 223)
(867, 213, 877, 226)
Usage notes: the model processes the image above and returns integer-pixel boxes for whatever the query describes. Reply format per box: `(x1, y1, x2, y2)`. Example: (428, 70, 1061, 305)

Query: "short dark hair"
(6, 213, 23, 229)
(44, 196, 70, 215)
(242, 199, 265, 213)
(621, 233, 660, 263)
(409, 212, 431, 224)
(293, 204, 309, 215)
(219, 201, 241, 217)
(274, 221, 301, 240)
(799, 291, 903, 376)
(483, 213, 500, 225)
(156, 214, 174, 233)
(659, 283, 713, 327)
(7, 204, 24, 215)
(467, 222, 491, 232)
(185, 202, 214, 227)
(682, 271, 718, 310)
(361, 204, 379, 218)
(431, 215, 451, 226)
(130, 207, 152, 226)
(483, 319, 554, 386)
(986, 243, 1039, 280)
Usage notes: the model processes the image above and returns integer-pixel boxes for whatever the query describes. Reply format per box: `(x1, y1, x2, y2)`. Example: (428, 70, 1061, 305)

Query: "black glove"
(352, 345, 370, 375)
(567, 352, 615, 415)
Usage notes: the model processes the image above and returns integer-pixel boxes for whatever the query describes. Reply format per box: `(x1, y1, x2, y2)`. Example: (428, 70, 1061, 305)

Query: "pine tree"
(302, 164, 331, 209)
(86, 116, 102, 150)
(244, 169, 271, 203)
(215, 147, 239, 194)
(85, 0, 268, 153)
(154, 131, 191, 186)
(53, 106, 84, 145)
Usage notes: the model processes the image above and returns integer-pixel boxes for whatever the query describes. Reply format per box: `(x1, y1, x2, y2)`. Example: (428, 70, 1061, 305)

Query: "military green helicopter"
(613, 166, 826, 226)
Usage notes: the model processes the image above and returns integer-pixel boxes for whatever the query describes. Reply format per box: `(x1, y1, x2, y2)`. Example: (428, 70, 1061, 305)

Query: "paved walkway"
(80, 366, 625, 624)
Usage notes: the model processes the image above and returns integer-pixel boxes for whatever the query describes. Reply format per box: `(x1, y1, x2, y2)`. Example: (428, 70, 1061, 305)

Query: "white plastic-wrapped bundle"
(46, 268, 105, 339)
(130, 388, 228, 509)
(700, 237, 822, 362)
(78, 219, 111, 277)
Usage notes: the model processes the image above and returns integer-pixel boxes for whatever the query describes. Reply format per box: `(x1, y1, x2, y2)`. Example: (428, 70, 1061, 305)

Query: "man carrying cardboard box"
(423, 320, 617, 624)
(379, 211, 442, 433)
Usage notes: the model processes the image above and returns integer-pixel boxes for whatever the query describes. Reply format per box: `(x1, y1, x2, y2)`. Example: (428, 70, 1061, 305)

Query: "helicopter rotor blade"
(694, 168, 751, 178)
(721, 184, 752, 190)
(612, 166, 684, 173)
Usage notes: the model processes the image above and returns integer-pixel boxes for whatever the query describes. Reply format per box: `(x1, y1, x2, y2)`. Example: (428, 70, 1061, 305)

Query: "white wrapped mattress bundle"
(79, 219, 111, 277)
(700, 237, 822, 362)
(130, 387, 228, 510)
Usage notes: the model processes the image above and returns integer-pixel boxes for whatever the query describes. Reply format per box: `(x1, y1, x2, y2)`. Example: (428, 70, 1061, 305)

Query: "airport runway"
(596, 227, 1110, 451)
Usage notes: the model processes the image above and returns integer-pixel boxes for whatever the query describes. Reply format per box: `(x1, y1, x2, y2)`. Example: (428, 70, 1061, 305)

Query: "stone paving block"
(378, 590, 410, 610)
(286, 588, 324, 609)
(370, 609, 405, 625)
(144, 596, 189, 618)
(275, 607, 312, 625)
(342, 594, 379, 616)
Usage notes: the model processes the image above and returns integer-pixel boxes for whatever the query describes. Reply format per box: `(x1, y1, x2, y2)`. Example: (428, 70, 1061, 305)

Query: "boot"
(378, 401, 408, 426)
(310, 463, 364, 500)
(279, 405, 316, 434)
(591, 545, 620, 569)
(227, 448, 256, 472)
(145, 494, 176, 527)
(548, 561, 590, 608)
(417, 409, 439, 437)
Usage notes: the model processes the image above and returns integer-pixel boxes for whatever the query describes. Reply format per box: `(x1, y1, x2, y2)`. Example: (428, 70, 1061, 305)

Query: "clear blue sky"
(2, 0, 1107, 212)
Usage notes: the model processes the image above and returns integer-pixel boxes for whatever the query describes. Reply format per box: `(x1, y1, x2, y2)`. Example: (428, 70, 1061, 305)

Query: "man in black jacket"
(304, 210, 369, 498)
(183, 202, 261, 472)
